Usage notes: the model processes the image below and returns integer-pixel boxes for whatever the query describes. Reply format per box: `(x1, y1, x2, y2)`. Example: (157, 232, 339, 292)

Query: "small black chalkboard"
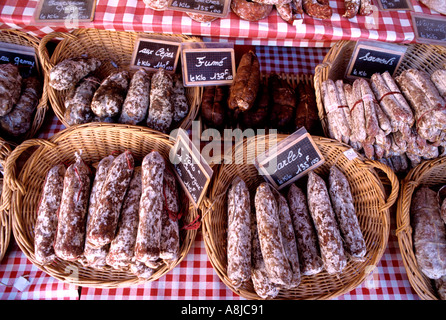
(345, 41, 407, 80)
(168, 0, 229, 17)
(170, 129, 213, 208)
(34, 0, 96, 23)
(0, 42, 39, 78)
(182, 48, 235, 86)
(131, 38, 181, 73)
(255, 128, 325, 190)
(412, 13, 446, 45)
(376, 0, 413, 11)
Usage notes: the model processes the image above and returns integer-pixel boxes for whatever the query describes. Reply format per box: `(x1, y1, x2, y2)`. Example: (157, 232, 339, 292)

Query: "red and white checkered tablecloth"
(0, 0, 444, 47)
(0, 45, 420, 300)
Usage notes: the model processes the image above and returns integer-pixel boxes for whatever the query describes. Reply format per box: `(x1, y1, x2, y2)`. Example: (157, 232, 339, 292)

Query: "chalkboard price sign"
(412, 13, 446, 45)
(170, 129, 213, 208)
(131, 38, 181, 72)
(255, 128, 325, 190)
(168, 0, 229, 17)
(0, 42, 39, 78)
(182, 48, 235, 86)
(345, 41, 407, 80)
(376, 0, 412, 11)
(34, 0, 96, 23)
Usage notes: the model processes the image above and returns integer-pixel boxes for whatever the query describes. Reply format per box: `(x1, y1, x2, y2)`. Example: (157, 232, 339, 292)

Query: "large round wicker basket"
(4, 123, 199, 288)
(396, 157, 446, 300)
(201, 134, 399, 299)
(0, 137, 12, 262)
(0, 29, 49, 140)
(313, 40, 446, 139)
(38, 28, 202, 130)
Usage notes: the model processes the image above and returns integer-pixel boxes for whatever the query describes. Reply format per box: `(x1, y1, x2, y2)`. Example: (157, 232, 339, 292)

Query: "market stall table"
(0, 0, 444, 47)
(0, 44, 420, 300)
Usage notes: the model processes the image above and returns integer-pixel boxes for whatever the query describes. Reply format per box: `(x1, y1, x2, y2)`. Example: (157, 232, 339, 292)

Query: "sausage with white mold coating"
(119, 68, 150, 125)
(307, 171, 347, 274)
(0, 63, 22, 116)
(54, 152, 91, 261)
(63, 76, 99, 126)
(34, 163, 66, 265)
(49, 57, 101, 91)
(227, 176, 251, 288)
(135, 151, 165, 266)
(147, 68, 173, 133)
(255, 182, 292, 286)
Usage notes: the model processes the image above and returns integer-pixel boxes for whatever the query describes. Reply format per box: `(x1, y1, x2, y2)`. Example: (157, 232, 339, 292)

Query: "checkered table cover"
(0, 0, 444, 47)
(0, 45, 420, 300)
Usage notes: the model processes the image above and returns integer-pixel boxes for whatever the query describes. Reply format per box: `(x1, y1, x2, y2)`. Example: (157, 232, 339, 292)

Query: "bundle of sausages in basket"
(321, 67, 446, 173)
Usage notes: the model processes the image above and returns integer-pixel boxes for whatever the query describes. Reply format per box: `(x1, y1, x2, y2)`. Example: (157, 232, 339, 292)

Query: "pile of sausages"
(49, 57, 189, 133)
(0, 64, 42, 137)
(322, 67, 446, 173)
(411, 186, 446, 300)
(201, 51, 322, 135)
(34, 150, 182, 280)
(227, 167, 366, 299)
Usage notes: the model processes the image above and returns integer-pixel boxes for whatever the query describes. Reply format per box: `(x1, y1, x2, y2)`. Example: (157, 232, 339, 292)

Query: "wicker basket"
(313, 40, 446, 139)
(38, 28, 203, 130)
(396, 157, 446, 300)
(0, 29, 49, 140)
(201, 134, 399, 300)
(4, 123, 199, 288)
(0, 137, 12, 262)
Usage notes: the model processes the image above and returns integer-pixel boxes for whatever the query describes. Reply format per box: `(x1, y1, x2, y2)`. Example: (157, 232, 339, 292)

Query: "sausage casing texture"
(227, 51, 260, 113)
(307, 171, 347, 274)
(34, 163, 66, 265)
(147, 68, 173, 133)
(49, 57, 101, 91)
(159, 168, 180, 264)
(135, 151, 165, 266)
(270, 74, 296, 132)
(54, 153, 91, 261)
(294, 82, 322, 135)
(106, 167, 142, 269)
(255, 182, 292, 286)
(328, 166, 366, 259)
(91, 71, 130, 119)
(287, 183, 323, 275)
(0, 76, 41, 136)
(87, 151, 135, 247)
(275, 191, 301, 287)
(411, 186, 446, 279)
(0, 64, 22, 116)
(241, 79, 270, 129)
(119, 68, 150, 125)
(201, 86, 228, 129)
(303, 0, 333, 19)
(230, 0, 273, 22)
(83, 154, 115, 268)
(227, 176, 251, 288)
(64, 76, 100, 126)
(172, 74, 189, 123)
(251, 210, 280, 299)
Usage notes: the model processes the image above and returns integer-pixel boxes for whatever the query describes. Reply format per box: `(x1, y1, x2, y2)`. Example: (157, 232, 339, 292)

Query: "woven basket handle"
(4, 139, 57, 195)
(38, 31, 77, 74)
(364, 159, 400, 212)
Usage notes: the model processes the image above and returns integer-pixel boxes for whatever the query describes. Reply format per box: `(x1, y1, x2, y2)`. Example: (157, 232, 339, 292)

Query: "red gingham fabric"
(0, 0, 443, 47)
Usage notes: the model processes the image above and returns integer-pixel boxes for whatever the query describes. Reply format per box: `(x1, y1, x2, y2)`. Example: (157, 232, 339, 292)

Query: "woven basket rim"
(6, 122, 198, 288)
(202, 134, 397, 300)
(38, 28, 202, 130)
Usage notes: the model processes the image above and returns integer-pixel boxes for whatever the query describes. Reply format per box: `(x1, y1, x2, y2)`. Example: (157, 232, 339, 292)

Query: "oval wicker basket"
(0, 29, 49, 140)
(396, 157, 446, 300)
(4, 123, 199, 288)
(313, 40, 446, 139)
(0, 137, 12, 263)
(38, 28, 203, 130)
(201, 134, 399, 300)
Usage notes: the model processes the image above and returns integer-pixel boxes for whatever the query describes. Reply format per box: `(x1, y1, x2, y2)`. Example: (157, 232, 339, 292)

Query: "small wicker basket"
(313, 40, 446, 139)
(201, 134, 399, 300)
(0, 137, 12, 262)
(4, 123, 199, 288)
(38, 28, 203, 130)
(396, 157, 446, 300)
(0, 29, 49, 140)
